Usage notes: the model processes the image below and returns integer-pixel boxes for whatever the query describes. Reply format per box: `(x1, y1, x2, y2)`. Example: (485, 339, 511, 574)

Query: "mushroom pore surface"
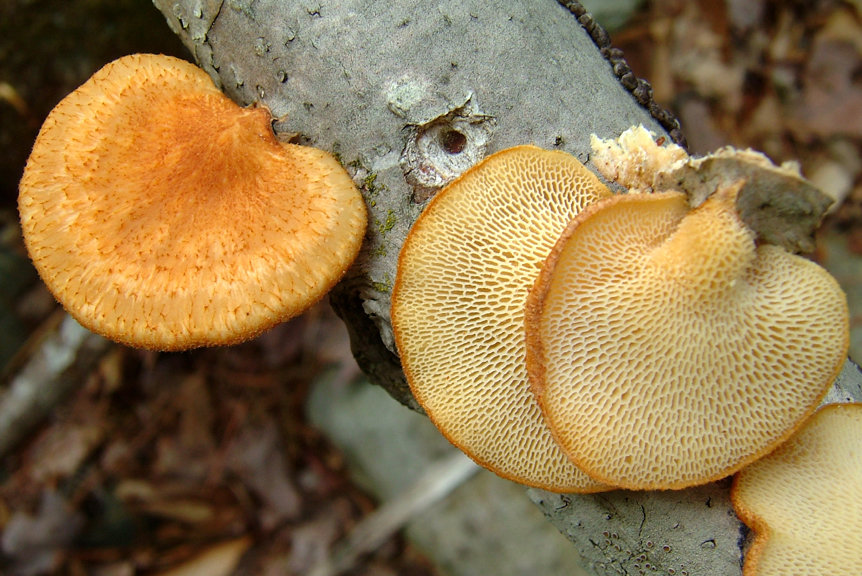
(525, 188, 849, 490)
(731, 403, 862, 576)
(392, 145, 611, 492)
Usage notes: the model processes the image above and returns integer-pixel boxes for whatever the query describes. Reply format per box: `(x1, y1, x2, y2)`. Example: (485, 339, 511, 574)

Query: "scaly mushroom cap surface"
(391, 145, 611, 492)
(18, 54, 366, 350)
(525, 188, 848, 490)
(731, 403, 862, 576)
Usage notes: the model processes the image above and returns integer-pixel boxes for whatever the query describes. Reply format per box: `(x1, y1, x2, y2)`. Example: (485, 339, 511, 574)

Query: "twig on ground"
(308, 451, 480, 576)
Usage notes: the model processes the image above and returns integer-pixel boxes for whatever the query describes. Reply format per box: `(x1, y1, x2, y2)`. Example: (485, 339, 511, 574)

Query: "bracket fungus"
(592, 125, 837, 254)
(18, 54, 366, 350)
(731, 403, 862, 576)
(525, 183, 849, 490)
(391, 145, 611, 492)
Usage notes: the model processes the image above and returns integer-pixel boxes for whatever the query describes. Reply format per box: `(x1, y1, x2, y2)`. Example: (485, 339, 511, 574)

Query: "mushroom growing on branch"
(731, 403, 862, 576)
(18, 54, 366, 351)
(524, 183, 849, 490)
(391, 145, 611, 492)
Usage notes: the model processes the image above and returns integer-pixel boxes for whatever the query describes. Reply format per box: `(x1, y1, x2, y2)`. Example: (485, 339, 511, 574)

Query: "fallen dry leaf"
(152, 537, 252, 576)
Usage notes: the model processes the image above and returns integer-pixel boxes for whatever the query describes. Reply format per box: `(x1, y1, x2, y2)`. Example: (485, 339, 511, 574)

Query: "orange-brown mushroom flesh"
(526, 187, 848, 490)
(19, 54, 366, 350)
(732, 403, 862, 576)
(392, 145, 611, 492)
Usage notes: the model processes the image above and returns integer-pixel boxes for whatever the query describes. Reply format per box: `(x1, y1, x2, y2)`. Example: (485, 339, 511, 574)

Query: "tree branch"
(148, 2, 862, 575)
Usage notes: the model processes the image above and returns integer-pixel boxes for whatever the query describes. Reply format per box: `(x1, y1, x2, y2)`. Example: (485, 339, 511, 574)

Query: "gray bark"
(150, 2, 862, 575)
(152, 0, 669, 410)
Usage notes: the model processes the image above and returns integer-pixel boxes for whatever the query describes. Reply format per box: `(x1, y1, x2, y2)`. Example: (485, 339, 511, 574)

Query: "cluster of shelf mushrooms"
(16, 54, 861, 575)
(390, 128, 860, 574)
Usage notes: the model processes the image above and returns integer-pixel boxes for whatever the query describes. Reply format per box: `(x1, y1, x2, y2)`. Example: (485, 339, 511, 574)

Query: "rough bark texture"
(150, 2, 862, 575)
(153, 0, 670, 408)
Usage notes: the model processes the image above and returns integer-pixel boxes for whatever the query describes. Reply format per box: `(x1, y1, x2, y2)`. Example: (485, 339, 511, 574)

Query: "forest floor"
(0, 1, 860, 575)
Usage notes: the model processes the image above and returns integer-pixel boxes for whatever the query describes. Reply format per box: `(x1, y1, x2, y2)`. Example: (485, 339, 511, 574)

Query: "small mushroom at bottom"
(731, 403, 862, 576)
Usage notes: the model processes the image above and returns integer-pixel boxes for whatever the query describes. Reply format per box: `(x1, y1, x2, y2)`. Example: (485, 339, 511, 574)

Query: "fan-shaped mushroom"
(525, 184, 848, 490)
(18, 54, 366, 351)
(392, 145, 611, 491)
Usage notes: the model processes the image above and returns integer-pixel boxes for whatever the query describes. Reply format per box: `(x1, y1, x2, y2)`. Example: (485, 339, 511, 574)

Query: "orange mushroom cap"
(18, 54, 366, 351)
(525, 186, 848, 490)
(392, 145, 611, 492)
(731, 403, 862, 576)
